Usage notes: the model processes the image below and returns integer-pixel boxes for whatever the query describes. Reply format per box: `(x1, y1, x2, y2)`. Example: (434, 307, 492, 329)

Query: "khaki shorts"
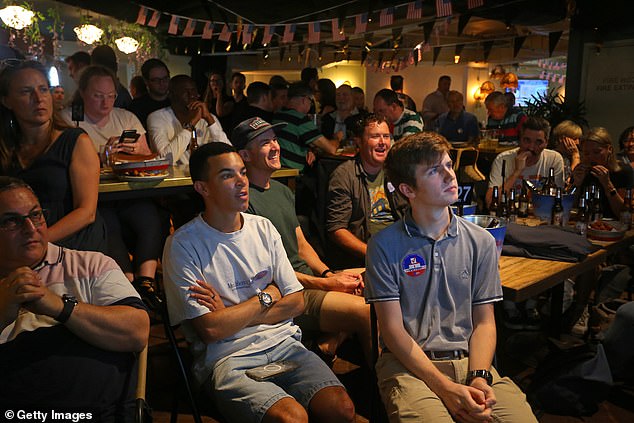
(376, 352, 538, 423)
(293, 289, 327, 332)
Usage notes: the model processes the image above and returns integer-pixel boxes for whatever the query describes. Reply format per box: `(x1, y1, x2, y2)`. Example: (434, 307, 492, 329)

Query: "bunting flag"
(379, 8, 394, 27)
(468, 0, 484, 8)
(168, 15, 180, 35)
(242, 24, 254, 44)
(202, 22, 214, 39)
(135, 6, 147, 25)
(262, 25, 274, 45)
(282, 24, 296, 43)
(436, 0, 453, 17)
(355, 13, 368, 34)
(549, 31, 563, 57)
(147, 10, 161, 27)
(332, 18, 345, 41)
(182, 19, 196, 37)
(422, 21, 435, 45)
(457, 14, 471, 36)
(482, 40, 494, 61)
(407, 1, 423, 20)
(433, 46, 441, 65)
(308, 21, 320, 44)
(513, 35, 527, 58)
(218, 24, 232, 42)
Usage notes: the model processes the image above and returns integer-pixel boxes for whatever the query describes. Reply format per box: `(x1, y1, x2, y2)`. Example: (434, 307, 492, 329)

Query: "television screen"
(515, 79, 549, 106)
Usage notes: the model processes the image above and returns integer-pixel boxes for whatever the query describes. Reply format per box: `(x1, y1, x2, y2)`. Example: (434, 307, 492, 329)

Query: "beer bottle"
(498, 190, 509, 219)
(552, 188, 564, 225)
(620, 188, 632, 230)
(188, 125, 199, 155)
(592, 187, 603, 222)
(576, 196, 588, 236)
(489, 186, 499, 217)
(509, 188, 518, 222)
(541, 167, 557, 196)
(518, 185, 529, 218)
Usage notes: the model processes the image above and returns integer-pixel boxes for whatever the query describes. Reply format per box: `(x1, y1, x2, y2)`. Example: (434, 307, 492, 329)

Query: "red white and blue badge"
(402, 254, 426, 277)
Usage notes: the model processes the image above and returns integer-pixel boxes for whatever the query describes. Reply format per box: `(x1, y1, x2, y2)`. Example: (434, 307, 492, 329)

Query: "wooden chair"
(135, 345, 151, 423)
(452, 147, 486, 183)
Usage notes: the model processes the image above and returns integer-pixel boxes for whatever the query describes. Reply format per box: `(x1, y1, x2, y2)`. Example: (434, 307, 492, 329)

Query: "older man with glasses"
(0, 176, 149, 418)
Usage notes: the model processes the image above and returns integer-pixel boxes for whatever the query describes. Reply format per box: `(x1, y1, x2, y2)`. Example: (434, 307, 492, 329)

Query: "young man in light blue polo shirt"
(365, 132, 536, 422)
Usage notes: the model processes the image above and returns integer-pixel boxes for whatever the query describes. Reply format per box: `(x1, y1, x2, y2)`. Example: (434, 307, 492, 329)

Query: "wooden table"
(99, 165, 299, 201)
(499, 229, 634, 336)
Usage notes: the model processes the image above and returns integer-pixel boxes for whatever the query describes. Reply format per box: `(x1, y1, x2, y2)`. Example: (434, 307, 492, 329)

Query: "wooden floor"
(145, 317, 634, 423)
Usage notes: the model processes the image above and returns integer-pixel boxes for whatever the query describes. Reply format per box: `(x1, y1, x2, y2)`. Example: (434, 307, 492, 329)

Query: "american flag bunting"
(262, 25, 274, 45)
(135, 6, 147, 25)
(332, 18, 345, 42)
(202, 22, 214, 39)
(468, 0, 484, 9)
(242, 24, 254, 44)
(147, 10, 161, 27)
(282, 24, 296, 43)
(308, 22, 320, 44)
(218, 24, 232, 42)
(380, 8, 394, 27)
(354, 13, 368, 34)
(182, 19, 196, 37)
(168, 15, 180, 35)
(436, 0, 453, 17)
(407, 1, 423, 20)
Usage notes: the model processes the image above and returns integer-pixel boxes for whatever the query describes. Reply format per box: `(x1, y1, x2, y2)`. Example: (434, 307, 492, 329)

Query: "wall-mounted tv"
(515, 79, 550, 107)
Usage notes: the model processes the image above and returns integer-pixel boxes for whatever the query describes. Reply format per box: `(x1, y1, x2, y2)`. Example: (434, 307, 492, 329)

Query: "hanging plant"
(46, 6, 64, 61)
(103, 22, 164, 67)
(1, 1, 45, 59)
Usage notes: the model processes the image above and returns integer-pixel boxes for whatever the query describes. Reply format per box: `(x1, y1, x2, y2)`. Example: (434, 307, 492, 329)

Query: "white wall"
(580, 39, 634, 141)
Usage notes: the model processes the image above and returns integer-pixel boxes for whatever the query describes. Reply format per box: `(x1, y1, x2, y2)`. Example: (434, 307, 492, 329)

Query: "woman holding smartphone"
(0, 60, 106, 252)
(66, 65, 163, 286)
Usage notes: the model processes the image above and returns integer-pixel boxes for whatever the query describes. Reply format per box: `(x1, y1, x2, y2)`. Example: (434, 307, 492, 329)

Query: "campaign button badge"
(402, 254, 426, 277)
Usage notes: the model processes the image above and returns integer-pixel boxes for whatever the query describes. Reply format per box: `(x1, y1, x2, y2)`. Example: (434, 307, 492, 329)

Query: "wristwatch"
(466, 369, 493, 386)
(256, 289, 273, 308)
(55, 294, 78, 324)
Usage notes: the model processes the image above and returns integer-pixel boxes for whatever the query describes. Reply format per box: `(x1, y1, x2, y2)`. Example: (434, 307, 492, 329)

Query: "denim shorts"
(208, 335, 344, 423)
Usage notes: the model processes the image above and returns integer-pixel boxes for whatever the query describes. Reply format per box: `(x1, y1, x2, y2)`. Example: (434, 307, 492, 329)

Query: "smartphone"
(71, 100, 84, 122)
(245, 361, 299, 381)
(119, 129, 140, 143)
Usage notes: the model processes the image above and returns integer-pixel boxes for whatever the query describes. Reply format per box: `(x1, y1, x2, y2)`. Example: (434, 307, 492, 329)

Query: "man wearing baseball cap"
(234, 117, 372, 366)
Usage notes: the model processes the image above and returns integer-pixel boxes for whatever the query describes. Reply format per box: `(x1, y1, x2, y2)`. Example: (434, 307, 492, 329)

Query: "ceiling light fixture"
(0, 5, 35, 30)
(115, 36, 139, 54)
(454, 55, 460, 64)
(74, 24, 103, 44)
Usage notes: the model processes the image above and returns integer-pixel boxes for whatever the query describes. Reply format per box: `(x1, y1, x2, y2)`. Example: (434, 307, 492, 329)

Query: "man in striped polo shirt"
(273, 82, 341, 172)
(373, 88, 424, 142)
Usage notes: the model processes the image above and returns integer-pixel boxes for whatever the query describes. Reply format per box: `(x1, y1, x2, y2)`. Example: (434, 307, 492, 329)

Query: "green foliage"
(523, 89, 588, 129)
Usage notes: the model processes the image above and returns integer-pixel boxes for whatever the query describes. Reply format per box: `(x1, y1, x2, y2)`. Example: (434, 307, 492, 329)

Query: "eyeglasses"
(148, 76, 170, 84)
(0, 209, 48, 231)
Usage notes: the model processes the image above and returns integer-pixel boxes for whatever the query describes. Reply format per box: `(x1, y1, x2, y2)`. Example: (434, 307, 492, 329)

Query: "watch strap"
(466, 369, 492, 385)
(55, 295, 77, 324)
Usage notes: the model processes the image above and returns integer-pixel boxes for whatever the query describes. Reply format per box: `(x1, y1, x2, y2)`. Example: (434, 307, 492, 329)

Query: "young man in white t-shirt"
(162, 142, 354, 423)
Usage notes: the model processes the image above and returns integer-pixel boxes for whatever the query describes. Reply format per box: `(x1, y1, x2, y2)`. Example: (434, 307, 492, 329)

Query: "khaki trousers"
(376, 352, 538, 423)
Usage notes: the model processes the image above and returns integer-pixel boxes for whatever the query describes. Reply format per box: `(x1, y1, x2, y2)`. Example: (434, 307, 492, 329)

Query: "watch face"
(259, 292, 273, 307)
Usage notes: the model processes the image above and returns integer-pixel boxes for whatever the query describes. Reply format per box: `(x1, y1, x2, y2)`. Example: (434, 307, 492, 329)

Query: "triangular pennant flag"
(183, 19, 196, 37)
(308, 22, 320, 44)
(218, 24, 232, 42)
(147, 10, 161, 28)
(549, 31, 563, 57)
(458, 14, 471, 36)
(513, 36, 527, 58)
(280, 46, 286, 62)
(433, 46, 441, 65)
(361, 49, 368, 64)
(482, 40, 494, 61)
(423, 21, 435, 45)
(436, 0, 453, 18)
(242, 24, 254, 45)
(202, 22, 214, 40)
(355, 13, 368, 34)
(135, 6, 147, 25)
(282, 24, 296, 43)
(168, 16, 180, 35)
(380, 8, 394, 27)
(332, 18, 345, 42)
(407, 1, 423, 20)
